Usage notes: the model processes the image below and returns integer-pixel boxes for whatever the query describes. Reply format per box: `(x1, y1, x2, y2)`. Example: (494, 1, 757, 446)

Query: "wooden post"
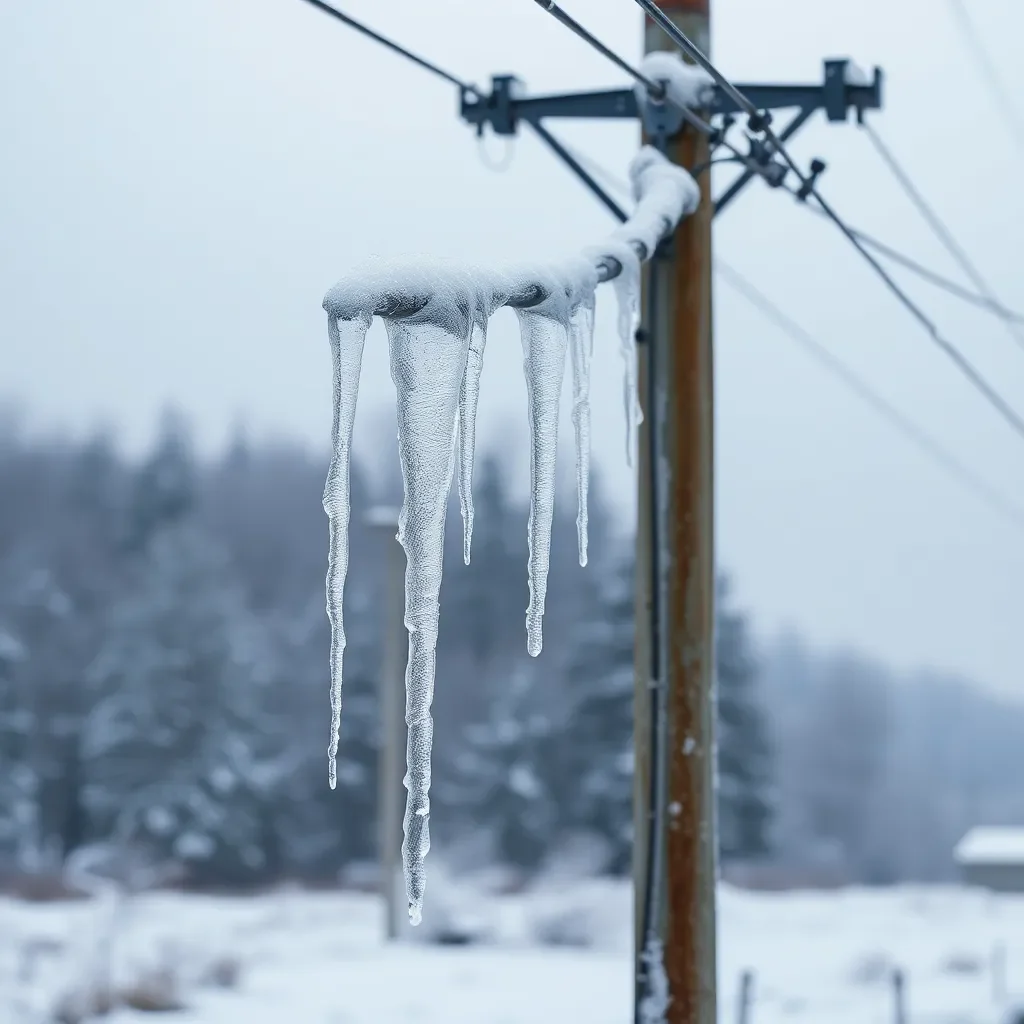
(367, 505, 405, 941)
(892, 968, 907, 1024)
(635, 2, 717, 1023)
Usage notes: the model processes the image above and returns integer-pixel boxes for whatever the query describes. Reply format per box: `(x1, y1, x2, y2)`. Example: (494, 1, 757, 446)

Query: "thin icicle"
(322, 313, 371, 791)
(515, 280, 571, 658)
(457, 314, 488, 565)
(568, 295, 596, 566)
(609, 239, 643, 468)
(386, 304, 474, 927)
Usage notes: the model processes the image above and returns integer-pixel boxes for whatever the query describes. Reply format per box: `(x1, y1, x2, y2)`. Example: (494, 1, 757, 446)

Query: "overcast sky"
(2, 0, 1023, 698)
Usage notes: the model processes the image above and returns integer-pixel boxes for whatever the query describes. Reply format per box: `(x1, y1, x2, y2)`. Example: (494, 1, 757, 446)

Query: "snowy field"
(2, 880, 1022, 1024)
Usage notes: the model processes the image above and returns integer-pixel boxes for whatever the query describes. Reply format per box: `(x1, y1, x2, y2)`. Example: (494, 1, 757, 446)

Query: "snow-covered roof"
(954, 827, 1024, 866)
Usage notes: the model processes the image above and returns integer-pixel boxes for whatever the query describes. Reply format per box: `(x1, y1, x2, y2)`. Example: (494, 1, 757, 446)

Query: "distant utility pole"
(635, 2, 717, 1023)
(367, 505, 405, 941)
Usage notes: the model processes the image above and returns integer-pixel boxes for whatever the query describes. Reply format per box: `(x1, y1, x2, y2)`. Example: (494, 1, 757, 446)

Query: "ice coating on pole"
(568, 290, 596, 566)
(318, 147, 699, 924)
(322, 314, 371, 791)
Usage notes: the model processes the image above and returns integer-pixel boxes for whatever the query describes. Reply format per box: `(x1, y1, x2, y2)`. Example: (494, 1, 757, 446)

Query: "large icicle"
(457, 314, 488, 565)
(322, 313, 371, 791)
(386, 308, 470, 927)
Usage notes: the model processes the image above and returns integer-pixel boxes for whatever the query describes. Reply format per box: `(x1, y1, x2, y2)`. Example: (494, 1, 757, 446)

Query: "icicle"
(322, 313, 371, 791)
(568, 295, 596, 567)
(385, 301, 475, 927)
(609, 240, 643, 468)
(457, 313, 488, 565)
(515, 284, 570, 657)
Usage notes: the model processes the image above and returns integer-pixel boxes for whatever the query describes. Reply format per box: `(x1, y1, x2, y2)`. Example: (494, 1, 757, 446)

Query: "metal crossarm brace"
(460, 59, 883, 216)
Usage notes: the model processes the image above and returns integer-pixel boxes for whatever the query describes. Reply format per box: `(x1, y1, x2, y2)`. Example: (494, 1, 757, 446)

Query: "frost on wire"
(320, 146, 698, 925)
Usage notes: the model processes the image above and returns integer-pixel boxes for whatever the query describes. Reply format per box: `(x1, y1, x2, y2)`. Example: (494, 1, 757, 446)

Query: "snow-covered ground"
(2, 879, 1022, 1024)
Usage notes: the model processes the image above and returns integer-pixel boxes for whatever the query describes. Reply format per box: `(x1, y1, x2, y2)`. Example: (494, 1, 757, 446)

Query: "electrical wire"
(297, 0, 478, 95)
(529, 0, 666, 99)
(717, 259, 1024, 533)
(796, 202, 1024, 325)
(862, 121, 1024, 353)
(628, 0, 1024, 444)
(946, 0, 1024, 153)
(554, 140, 1024, 525)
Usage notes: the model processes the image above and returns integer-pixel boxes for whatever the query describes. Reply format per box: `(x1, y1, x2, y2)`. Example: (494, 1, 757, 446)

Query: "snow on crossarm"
(320, 145, 698, 925)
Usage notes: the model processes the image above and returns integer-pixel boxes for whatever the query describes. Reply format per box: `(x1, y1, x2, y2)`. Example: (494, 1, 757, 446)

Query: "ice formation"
(321, 146, 698, 924)
(634, 50, 715, 115)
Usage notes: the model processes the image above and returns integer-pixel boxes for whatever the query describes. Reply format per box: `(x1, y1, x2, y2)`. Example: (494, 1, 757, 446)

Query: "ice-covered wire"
(528, 0, 666, 100)
(946, 0, 1024, 153)
(717, 259, 1024, 533)
(297, 0, 479, 95)
(862, 121, 1024, 353)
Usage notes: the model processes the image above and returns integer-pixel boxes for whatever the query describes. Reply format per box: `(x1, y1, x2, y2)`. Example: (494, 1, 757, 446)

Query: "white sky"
(1, 0, 1023, 697)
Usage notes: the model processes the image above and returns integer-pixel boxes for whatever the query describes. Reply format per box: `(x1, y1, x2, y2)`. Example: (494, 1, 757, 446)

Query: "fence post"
(737, 969, 754, 1024)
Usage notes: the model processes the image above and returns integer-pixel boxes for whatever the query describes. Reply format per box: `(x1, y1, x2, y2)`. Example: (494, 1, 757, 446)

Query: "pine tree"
(83, 523, 277, 885)
(557, 550, 635, 874)
(716, 576, 773, 862)
(442, 662, 559, 872)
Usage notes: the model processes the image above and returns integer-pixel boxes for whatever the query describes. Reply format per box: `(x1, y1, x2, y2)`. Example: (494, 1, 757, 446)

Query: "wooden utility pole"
(635, 2, 717, 1023)
(367, 505, 406, 941)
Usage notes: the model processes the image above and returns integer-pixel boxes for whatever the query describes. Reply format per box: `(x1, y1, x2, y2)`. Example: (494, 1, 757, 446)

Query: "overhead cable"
(717, 260, 1024, 533)
(297, 0, 478, 94)
(627, 0, 1024, 443)
(946, 0, 1024, 152)
(862, 121, 1024, 353)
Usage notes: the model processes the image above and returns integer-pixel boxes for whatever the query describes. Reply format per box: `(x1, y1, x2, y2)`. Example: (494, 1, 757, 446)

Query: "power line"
(296, 0, 478, 94)
(796, 201, 1024, 324)
(626, 0, 1024, 444)
(946, 0, 1024, 152)
(529, 0, 666, 99)
(862, 121, 1024, 353)
(717, 260, 1024, 533)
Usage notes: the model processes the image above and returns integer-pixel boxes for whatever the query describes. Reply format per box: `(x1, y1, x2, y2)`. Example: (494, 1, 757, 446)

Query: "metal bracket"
(460, 59, 882, 137)
(460, 59, 882, 217)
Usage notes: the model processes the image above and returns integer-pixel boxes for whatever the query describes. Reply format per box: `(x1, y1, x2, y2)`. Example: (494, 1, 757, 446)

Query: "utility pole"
(367, 505, 405, 941)
(635, 2, 717, 1023)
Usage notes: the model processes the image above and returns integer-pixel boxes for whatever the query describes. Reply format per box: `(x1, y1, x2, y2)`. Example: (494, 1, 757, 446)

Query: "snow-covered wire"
(717, 259, 1024, 533)
(862, 121, 1024, 353)
(297, 0, 479, 95)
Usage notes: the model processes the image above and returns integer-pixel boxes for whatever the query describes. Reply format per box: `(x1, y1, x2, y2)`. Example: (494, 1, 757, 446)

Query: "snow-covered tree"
(556, 552, 635, 874)
(444, 663, 560, 872)
(716, 576, 773, 862)
(83, 523, 278, 885)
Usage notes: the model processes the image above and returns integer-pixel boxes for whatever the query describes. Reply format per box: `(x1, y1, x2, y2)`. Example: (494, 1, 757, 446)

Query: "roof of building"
(954, 827, 1024, 866)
